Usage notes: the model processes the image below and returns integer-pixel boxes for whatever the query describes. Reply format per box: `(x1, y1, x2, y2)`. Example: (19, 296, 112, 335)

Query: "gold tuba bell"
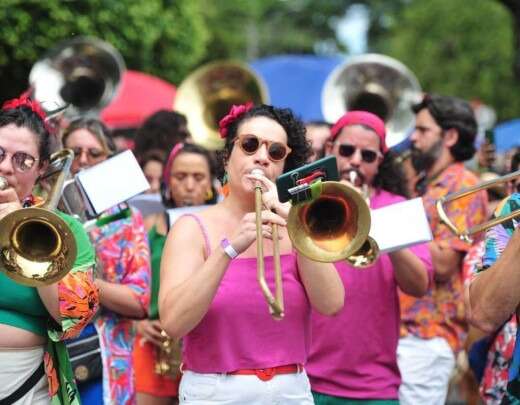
(174, 61, 269, 150)
(322, 54, 422, 149)
(0, 150, 77, 287)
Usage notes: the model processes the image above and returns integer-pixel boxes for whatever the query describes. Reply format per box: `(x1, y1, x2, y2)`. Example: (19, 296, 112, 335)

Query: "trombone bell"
(0, 150, 77, 287)
(288, 182, 372, 263)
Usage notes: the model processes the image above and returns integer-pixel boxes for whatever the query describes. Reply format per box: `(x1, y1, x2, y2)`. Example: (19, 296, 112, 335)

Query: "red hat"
(329, 111, 388, 153)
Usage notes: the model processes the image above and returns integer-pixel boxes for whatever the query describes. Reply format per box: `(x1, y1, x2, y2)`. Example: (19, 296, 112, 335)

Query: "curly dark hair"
(162, 142, 218, 208)
(412, 94, 477, 162)
(0, 106, 52, 165)
(134, 110, 188, 160)
(218, 104, 311, 180)
(373, 149, 409, 197)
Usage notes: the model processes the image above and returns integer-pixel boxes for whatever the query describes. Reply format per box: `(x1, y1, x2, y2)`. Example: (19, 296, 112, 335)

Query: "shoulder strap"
(181, 214, 211, 258)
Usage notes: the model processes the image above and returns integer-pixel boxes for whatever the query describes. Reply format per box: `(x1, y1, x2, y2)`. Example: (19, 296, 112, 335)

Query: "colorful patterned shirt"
(90, 207, 151, 405)
(400, 163, 488, 353)
(478, 193, 520, 404)
(463, 240, 517, 405)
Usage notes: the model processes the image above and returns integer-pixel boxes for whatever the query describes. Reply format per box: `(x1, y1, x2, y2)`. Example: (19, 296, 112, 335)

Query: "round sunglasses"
(71, 147, 106, 161)
(235, 134, 291, 162)
(337, 143, 381, 164)
(0, 146, 38, 172)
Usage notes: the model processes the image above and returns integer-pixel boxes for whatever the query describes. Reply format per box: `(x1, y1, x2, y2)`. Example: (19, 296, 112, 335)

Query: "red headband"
(218, 102, 254, 139)
(163, 143, 184, 184)
(2, 91, 47, 123)
(330, 110, 388, 153)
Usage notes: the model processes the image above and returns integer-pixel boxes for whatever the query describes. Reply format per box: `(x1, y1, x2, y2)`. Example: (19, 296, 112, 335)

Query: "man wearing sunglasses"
(398, 94, 488, 405)
(306, 111, 433, 405)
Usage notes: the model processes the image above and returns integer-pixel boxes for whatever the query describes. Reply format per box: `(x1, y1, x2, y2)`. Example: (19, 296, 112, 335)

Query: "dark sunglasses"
(337, 143, 381, 164)
(71, 147, 106, 160)
(0, 146, 38, 172)
(235, 134, 291, 162)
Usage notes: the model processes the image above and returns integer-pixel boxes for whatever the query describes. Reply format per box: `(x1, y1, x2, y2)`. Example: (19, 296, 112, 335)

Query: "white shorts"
(0, 346, 49, 405)
(179, 369, 315, 405)
(397, 335, 456, 405)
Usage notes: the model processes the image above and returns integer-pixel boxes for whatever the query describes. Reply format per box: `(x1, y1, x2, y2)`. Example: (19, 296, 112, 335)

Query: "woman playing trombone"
(159, 103, 344, 404)
(0, 95, 98, 404)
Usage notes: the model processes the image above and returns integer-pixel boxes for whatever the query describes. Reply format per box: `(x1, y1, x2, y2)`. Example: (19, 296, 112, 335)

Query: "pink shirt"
(307, 190, 433, 399)
(183, 253, 312, 373)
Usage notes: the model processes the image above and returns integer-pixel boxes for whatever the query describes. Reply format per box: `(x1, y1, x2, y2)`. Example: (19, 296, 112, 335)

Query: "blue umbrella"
(494, 119, 520, 153)
(251, 54, 343, 123)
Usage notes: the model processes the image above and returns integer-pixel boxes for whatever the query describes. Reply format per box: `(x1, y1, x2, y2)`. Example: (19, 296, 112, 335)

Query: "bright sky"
(336, 4, 369, 54)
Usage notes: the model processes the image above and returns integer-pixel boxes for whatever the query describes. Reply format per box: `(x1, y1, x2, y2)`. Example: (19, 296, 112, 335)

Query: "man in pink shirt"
(306, 111, 434, 405)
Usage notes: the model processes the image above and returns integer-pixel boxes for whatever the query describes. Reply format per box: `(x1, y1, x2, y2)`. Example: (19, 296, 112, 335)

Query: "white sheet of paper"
(128, 193, 165, 217)
(369, 197, 432, 253)
(75, 150, 150, 215)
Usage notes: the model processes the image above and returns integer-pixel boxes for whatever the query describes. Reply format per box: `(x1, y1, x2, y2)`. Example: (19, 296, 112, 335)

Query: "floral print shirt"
(478, 193, 520, 404)
(89, 207, 150, 405)
(399, 163, 488, 353)
(463, 240, 517, 405)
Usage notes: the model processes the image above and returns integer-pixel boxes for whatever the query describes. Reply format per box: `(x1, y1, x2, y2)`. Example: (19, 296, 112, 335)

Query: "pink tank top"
(182, 215, 312, 373)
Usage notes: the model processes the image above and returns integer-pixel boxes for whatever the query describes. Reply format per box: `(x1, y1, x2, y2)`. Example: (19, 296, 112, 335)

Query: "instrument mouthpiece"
(0, 176, 8, 191)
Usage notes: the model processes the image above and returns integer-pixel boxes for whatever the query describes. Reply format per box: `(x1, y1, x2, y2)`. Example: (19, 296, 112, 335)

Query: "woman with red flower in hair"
(0, 94, 98, 404)
(159, 104, 344, 404)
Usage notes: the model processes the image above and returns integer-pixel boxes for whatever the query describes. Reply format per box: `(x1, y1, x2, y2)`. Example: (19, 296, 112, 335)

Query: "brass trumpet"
(0, 150, 77, 286)
(154, 330, 182, 378)
(253, 169, 284, 320)
(437, 169, 520, 243)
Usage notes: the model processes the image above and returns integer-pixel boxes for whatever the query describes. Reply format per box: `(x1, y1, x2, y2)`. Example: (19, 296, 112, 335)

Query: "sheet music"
(369, 197, 432, 253)
(167, 205, 212, 228)
(75, 150, 150, 215)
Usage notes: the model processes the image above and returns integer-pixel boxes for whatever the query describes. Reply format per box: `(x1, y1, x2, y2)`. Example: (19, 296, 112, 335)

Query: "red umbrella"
(101, 70, 176, 129)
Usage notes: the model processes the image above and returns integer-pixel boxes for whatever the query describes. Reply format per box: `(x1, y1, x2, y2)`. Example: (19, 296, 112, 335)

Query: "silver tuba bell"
(321, 54, 422, 148)
(29, 36, 125, 119)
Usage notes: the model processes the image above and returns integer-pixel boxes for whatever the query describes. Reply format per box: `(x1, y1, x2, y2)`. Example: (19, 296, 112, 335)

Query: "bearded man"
(398, 94, 488, 405)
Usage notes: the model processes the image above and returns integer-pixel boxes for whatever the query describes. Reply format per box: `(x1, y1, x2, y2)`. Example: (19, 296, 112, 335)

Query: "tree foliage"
(372, 0, 520, 121)
(0, 0, 209, 102)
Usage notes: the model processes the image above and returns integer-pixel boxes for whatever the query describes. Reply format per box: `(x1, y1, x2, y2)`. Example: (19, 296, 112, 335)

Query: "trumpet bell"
(0, 207, 77, 287)
(175, 61, 269, 150)
(288, 182, 371, 263)
(321, 54, 421, 148)
(345, 236, 379, 268)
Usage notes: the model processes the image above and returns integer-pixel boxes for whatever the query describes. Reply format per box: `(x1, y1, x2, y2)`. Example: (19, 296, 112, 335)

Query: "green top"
(0, 210, 95, 336)
(148, 225, 167, 319)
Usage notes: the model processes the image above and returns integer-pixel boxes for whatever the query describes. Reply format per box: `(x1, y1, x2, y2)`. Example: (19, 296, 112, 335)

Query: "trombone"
(0, 150, 77, 287)
(437, 169, 520, 243)
(253, 169, 284, 320)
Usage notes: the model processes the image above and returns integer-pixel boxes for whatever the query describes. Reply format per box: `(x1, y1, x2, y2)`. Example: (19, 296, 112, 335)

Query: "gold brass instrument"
(0, 149, 77, 287)
(29, 37, 125, 119)
(287, 180, 376, 266)
(437, 169, 520, 243)
(322, 54, 422, 149)
(175, 61, 269, 150)
(155, 330, 182, 378)
(253, 169, 284, 320)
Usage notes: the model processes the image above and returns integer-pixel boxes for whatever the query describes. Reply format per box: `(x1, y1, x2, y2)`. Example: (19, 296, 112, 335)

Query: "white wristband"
(220, 238, 238, 259)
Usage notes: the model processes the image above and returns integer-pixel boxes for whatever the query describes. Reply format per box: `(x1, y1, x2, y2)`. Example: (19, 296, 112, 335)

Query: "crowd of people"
(1, 80, 520, 405)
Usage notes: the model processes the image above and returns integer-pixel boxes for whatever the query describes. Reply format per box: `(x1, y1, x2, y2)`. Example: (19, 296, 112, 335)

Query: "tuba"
(174, 61, 269, 150)
(0, 150, 77, 287)
(322, 54, 422, 149)
(29, 37, 125, 119)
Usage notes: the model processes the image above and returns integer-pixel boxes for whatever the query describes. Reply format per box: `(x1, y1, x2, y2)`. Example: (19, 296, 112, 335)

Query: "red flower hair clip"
(2, 91, 55, 134)
(218, 102, 254, 139)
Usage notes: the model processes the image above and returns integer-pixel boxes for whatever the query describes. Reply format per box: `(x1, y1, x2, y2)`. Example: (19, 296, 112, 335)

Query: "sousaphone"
(322, 54, 422, 148)
(175, 61, 269, 150)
